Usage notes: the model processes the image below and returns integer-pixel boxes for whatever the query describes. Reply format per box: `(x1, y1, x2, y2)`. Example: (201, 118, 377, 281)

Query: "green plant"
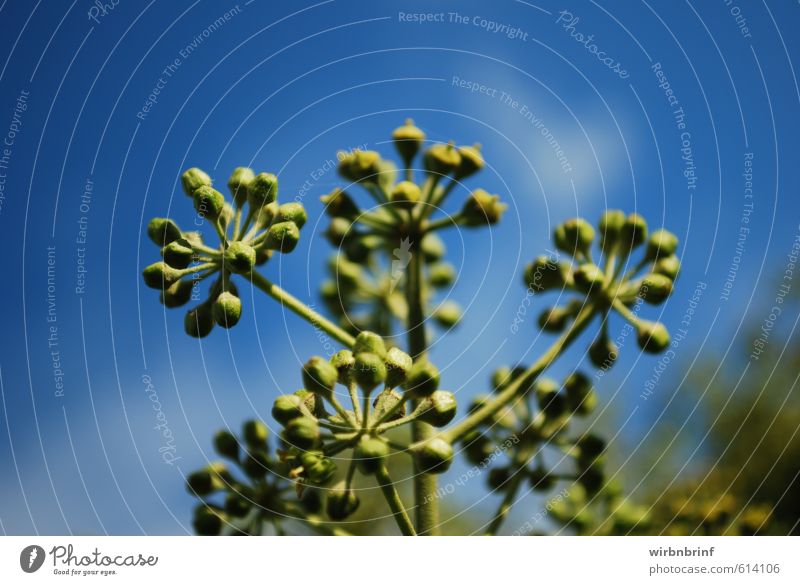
(142, 120, 679, 535)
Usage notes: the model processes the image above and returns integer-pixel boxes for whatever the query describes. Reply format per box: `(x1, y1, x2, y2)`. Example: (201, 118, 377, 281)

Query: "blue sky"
(0, 0, 798, 534)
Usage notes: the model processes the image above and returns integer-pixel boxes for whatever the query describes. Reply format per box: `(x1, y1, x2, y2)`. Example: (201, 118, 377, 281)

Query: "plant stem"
(484, 469, 526, 536)
(248, 270, 356, 348)
(442, 304, 597, 443)
(376, 464, 417, 536)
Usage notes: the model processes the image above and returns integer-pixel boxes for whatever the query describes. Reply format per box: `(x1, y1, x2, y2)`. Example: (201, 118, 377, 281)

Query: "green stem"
(249, 270, 356, 348)
(426, 214, 465, 232)
(376, 464, 417, 536)
(484, 468, 526, 536)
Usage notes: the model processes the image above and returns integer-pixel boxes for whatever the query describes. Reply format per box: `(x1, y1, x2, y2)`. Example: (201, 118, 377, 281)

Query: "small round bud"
(330, 349, 355, 385)
(413, 438, 454, 474)
(598, 209, 626, 249)
(353, 352, 387, 392)
(282, 418, 319, 450)
(646, 229, 679, 260)
(300, 450, 337, 485)
(404, 361, 440, 398)
(242, 420, 268, 451)
(338, 150, 382, 183)
(455, 143, 484, 178)
(554, 218, 595, 255)
(354, 436, 389, 475)
(654, 255, 680, 280)
(302, 356, 339, 395)
(487, 467, 510, 490)
(372, 389, 405, 421)
(326, 487, 360, 521)
(424, 142, 461, 176)
(227, 167, 254, 207)
(621, 213, 648, 249)
(588, 336, 618, 368)
(264, 221, 300, 253)
(393, 118, 425, 163)
(461, 189, 506, 226)
(433, 301, 462, 328)
(577, 434, 606, 461)
(224, 493, 251, 519)
(538, 306, 572, 332)
(638, 273, 673, 304)
(421, 233, 446, 262)
(276, 202, 307, 229)
(143, 261, 182, 289)
(636, 321, 670, 353)
(573, 263, 605, 293)
(185, 303, 215, 338)
(384, 347, 412, 388)
(247, 172, 278, 207)
(148, 217, 182, 246)
(330, 254, 362, 288)
(353, 331, 387, 359)
(213, 430, 239, 460)
(160, 279, 193, 308)
(418, 390, 457, 427)
(181, 167, 212, 197)
(491, 367, 512, 392)
(272, 394, 304, 425)
(564, 372, 596, 415)
(390, 181, 421, 208)
(325, 217, 355, 247)
(186, 463, 228, 496)
(321, 188, 360, 219)
(253, 201, 279, 230)
(212, 291, 241, 328)
(193, 506, 224, 535)
(535, 378, 566, 417)
(162, 239, 194, 269)
(428, 262, 456, 287)
(223, 241, 256, 274)
(529, 468, 555, 492)
(242, 451, 271, 479)
(462, 431, 493, 465)
(524, 256, 572, 292)
(193, 185, 226, 220)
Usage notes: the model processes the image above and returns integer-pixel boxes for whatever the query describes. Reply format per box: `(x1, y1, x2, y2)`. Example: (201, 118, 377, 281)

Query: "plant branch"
(376, 464, 417, 536)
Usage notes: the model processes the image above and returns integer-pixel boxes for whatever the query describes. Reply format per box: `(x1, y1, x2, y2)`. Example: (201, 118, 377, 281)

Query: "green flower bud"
(186, 463, 229, 496)
(588, 336, 619, 368)
(564, 372, 597, 415)
(421, 233, 446, 262)
(636, 321, 670, 353)
(621, 213, 648, 249)
(300, 450, 337, 485)
(646, 229, 679, 260)
(213, 430, 239, 460)
(577, 434, 606, 462)
(264, 221, 300, 253)
(353, 330, 387, 359)
(300, 357, 338, 397)
(461, 188, 506, 226)
(326, 487, 360, 521)
(283, 418, 319, 450)
(252, 201, 279, 231)
(193, 505, 224, 535)
(413, 438, 454, 474)
(247, 172, 278, 207)
(325, 217, 355, 247)
(181, 230, 205, 248)
(272, 394, 304, 425)
(338, 149, 382, 183)
(428, 262, 456, 288)
(392, 118, 425, 163)
(255, 247, 272, 266)
(160, 279, 194, 308)
(573, 263, 605, 293)
(598, 209, 626, 249)
(535, 378, 566, 417)
(404, 360, 440, 397)
(330, 349, 356, 385)
(223, 241, 256, 274)
(224, 493, 251, 519)
(529, 468, 555, 492)
(276, 202, 307, 229)
(354, 436, 389, 475)
(181, 167, 212, 197)
(193, 185, 225, 220)
(353, 352, 387, 392)
(424, 142, 461, 176)
(372, 388, 405, 421)
(554, 218, 595, 255)
(161, 239, 194, 269)
(330, 254, 362, 288)
(212, 291, 241, 328)
(523, 256, 572, 292)
(227, 167, 254, 207)
(433, 301, 462, 327)
(184, 303, 215, 338)
(455, 143, 484, 178)
(147, 217, 182, 246)
(491, 366, 513, 391)
(638, 273, 673, 304)
(418, 390, 457, 427)
(462, 431, 494, 465)
(143, 261, 182, 289)
(384, 347, 412, 388)
(243, 420, 268, 451)
(538, 305, 572, 332)
(321, 188, 360, 219)
(390, 181, 421, 208)
(654, 255, 681, 280)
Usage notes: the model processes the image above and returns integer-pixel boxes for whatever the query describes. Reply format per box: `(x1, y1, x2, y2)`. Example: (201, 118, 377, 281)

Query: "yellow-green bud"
(186, 463, 228, 496)
(330, 349, 355, 385)
(283, 417, 319, 450)
(161, 239, 194, 269)
(338, 149, 382, 183)
(524, 256, 572, 292)
(272, 394, 304, 425)
(325, 217, 355, 246)
(589, 336, 618, 368)
(372, 389, 405, 421)
(455, 143, 484, 178)
(300, 451, 337, 485)
(461, 189, 506, 225)
(638, 273, 673, 304)
(242, 451, 269, 479)
(404, 360, 440, 397)
(265, 221, 300, 253)
(353, 331, 387, 359)
(621, 213, 648, 249)
(529, 468, 555, 492)
(353, 352, 387, 391)
(462, 431, 494, 465)
(143, 261, 182, 289)
(392, 118, 425, 163)
(253, 201, 278, 230)
(184, 303, 215, 338)
(330, 254, 362, 288)
(428, 262, 456, 288)
(535, 378, 565, 417)
(213, 430, 239, 460)
(354, 436, 389, 475)
(227, 167, 254, 207)
(418, 390, 457, 427)
(646, 229, 679, 260)
(554, 218, 595, 255)
(326, 486, 360, 520)
(636, 321, 670, 353)
(487, 467, 510, 490)
(224, 493, 251, 519)
(223, 241, 256, 274)
(573, 263, 605, 293)
(193, 506, 224, 535)
(424, 142, 461, 176)
(276, 202, 307, 229)
(302, 356, 339, 395)
(577, 434, 606, 462)
(148, 217, 182, 246)
(385, 347, 412, 388)
(390, 181, 421, 208)
(564, 372, 596, 415)
(321, 188, 359, 219)
(433, 300, 462, 327)
(654, 255, 680, 280)
(421, 233, 446, 262)
(160, 279, 193, 308)
(243, 420, 268, 451)
(598, 209, 626, 249)
(538, 305, 572, 332)
(414, 438, 454, 474)
(181, 167, 212, 197)
(247, 172, 278, 207)
(193, 185, 225, 220)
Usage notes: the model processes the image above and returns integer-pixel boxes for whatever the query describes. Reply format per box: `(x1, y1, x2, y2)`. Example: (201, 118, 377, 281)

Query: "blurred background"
(0, 0, 798, 535)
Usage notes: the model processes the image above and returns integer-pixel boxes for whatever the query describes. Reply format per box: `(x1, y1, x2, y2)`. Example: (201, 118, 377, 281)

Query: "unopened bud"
(326, 486, 360, 520)
(638, 273, 673, 304)
(433, 301, 462, 327)
(554, 218, 595, 256)
(160, 279, 193, 308)
(404, 361, 440, 397)
(162, 239, 194, 269)
(646, 229, 679, 260)
(181, 167, 212, 197)
(321, 188, 359, 219)
(621, 213, 648, 249)
(353, 352, 387, 392)
(421, 233, 446, 262)
(223, 241, 256, 274)
(264, 221, 300, 253)
(424, 142, 461, 176)
(573, 263, 605, 293)
(385, 347, 412, 388)
(302, 356, 339, 395)
(417, 390, 457, 427)
(390, 181, 421, 208)
(184, 303, 215, 338)
(564, 372, 597, 415)
(193, 185, 226, 220)
(213, 430, 239, 460)
(588, 336, 619, 368)
(143, 262, 182, 289)
(242, 420, 268, 451)
(523, 256, 572, 292)
(272, 394, 304, 425)
(247, 173, 278, 207)
(228, 167, 254, 207)
(283, 418, 320, 450)
(148, 217, 182, 246)
(330, 349, 355, 385)
(353, 331, 387, 359)
(654, 255, 680, 280)
(392, 118, 425, 163)
(338, 150, 382, 183)
(598, 209, 626, 249)
(461, 189, 506, 225)
(636, 321, 670, 353)
(372, 389, 405, 421)
(354, 436, 389, 475)
(428, 262, 456, 287)
(455, 143, 484, 178)
(276, 202, 307, 229)
(413, 438, 454, 474)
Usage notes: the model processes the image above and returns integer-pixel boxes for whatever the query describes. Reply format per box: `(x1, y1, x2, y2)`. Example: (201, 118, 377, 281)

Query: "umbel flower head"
(142, 167, 308, 337)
